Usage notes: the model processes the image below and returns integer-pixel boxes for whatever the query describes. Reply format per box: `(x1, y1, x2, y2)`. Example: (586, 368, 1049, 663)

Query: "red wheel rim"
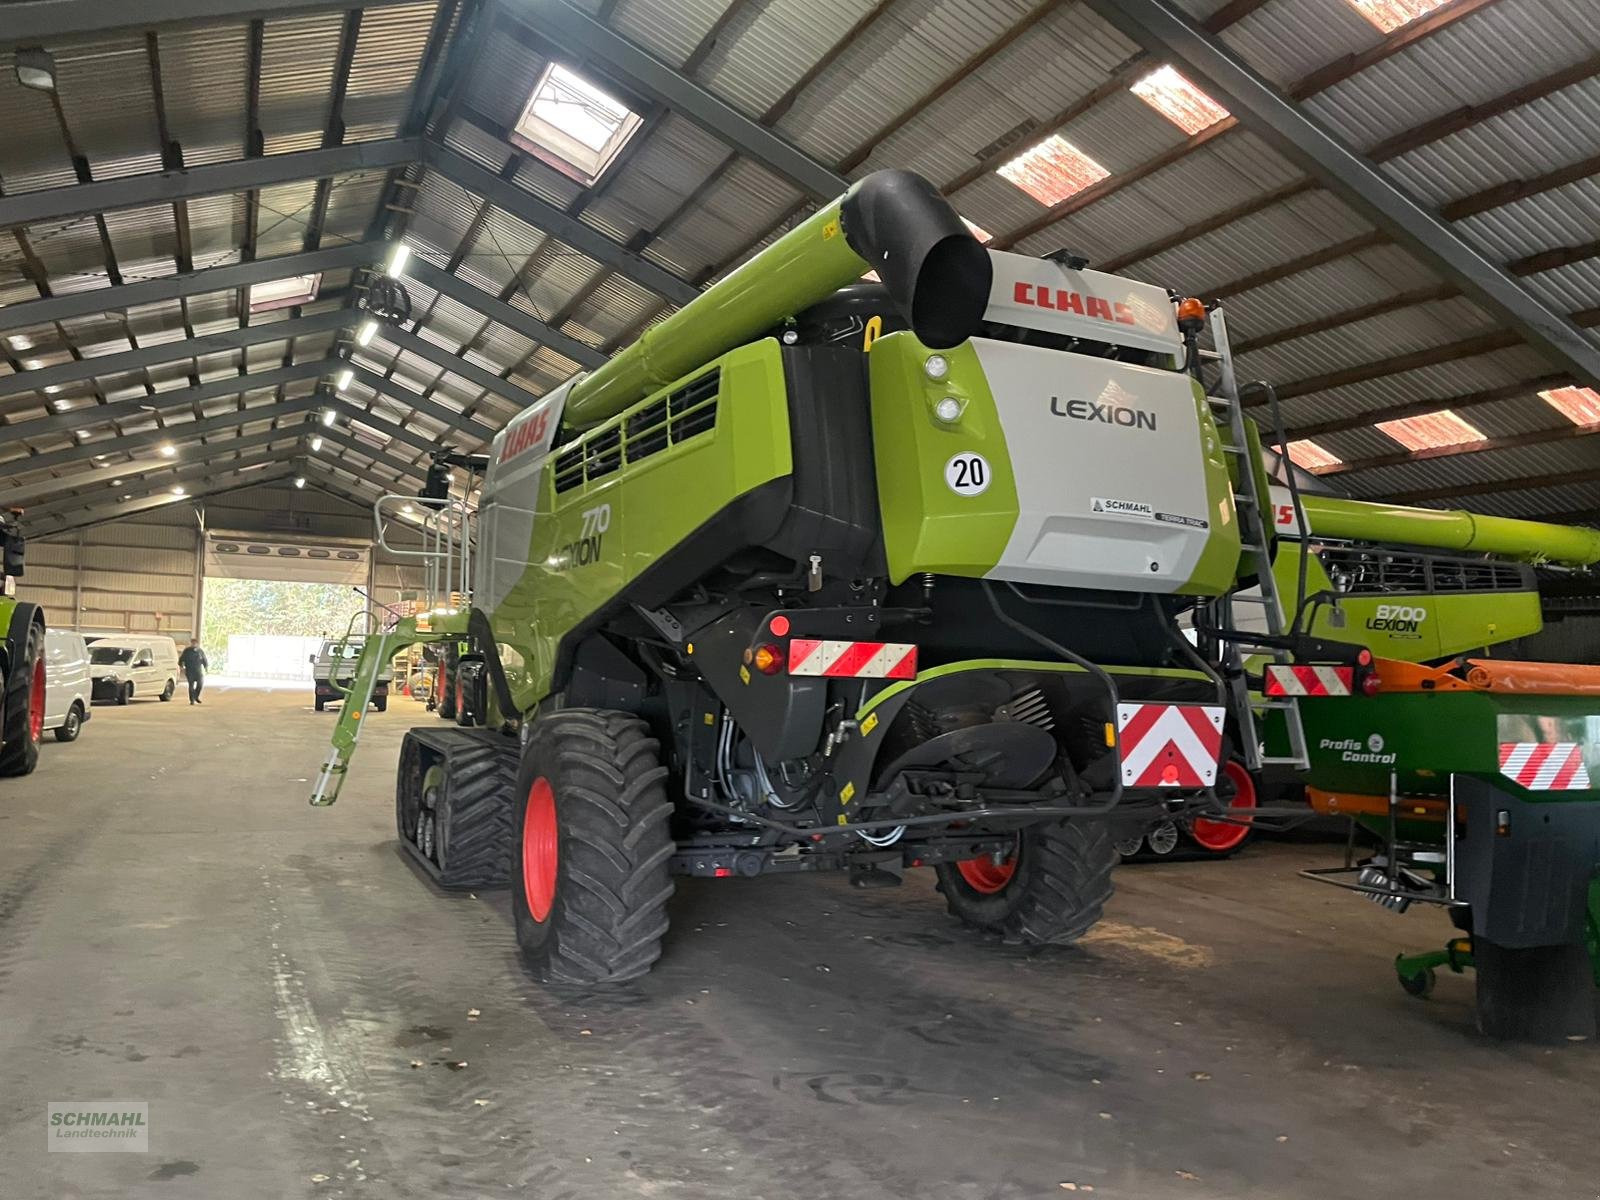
(521, 777, 558, 922)
(27, 657, 44, 743)
(1190, 759, 1256, 852)
(956, 851, 1017, 894)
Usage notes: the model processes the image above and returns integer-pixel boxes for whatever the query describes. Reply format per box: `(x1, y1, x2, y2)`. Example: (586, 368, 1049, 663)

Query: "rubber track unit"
(514, 709, 675, 986)
(936, 820, 1116, 945)
(399, 727, 518, 890)
(0, 610, 44, 777)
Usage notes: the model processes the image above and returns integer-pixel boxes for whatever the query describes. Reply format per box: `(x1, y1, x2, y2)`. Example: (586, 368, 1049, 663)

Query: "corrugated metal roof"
(3, 0, 1600, 532)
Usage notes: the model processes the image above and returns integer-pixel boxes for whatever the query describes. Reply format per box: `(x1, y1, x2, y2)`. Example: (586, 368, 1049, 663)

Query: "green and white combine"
(0, 509, 46, 780)
(315, 170, 1600, 1012)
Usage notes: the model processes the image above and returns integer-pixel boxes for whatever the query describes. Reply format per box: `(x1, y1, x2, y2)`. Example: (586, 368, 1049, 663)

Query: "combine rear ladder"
(1204, 306, 1309, 772)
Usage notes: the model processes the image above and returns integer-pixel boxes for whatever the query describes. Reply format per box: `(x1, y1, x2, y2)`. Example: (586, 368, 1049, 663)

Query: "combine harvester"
(311, 170, 1600, 1041)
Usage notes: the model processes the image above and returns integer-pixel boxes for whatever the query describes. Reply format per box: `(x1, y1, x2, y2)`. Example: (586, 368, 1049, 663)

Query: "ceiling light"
(322, 409, 336, 427)
(386, 243, 411, 276)
(14, 48, 57, 93)
(50, 398, 68, 411)
(1284, 439, 1342, 471)
(158, 442, 176, 457)
(336, 368, 353, 391)
(294, 476, 306, 489)
(310, 436, 323, 451)
(171, 486, 187, 496)
(1130, 66, 1231, 136)
(996, 134, 1110, 207)
(1375, 409, 1486, 452)
(356, 320, 378, 347)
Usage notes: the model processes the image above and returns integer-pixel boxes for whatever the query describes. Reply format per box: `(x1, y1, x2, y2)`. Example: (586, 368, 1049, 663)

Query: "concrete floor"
(4, 689, 1600, 1199)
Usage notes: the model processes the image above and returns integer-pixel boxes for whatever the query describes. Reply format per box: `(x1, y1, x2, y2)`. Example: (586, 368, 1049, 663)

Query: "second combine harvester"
(312, 170, 1598, 1001)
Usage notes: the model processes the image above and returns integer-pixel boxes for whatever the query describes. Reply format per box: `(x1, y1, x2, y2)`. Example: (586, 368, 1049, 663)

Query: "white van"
(43, 628, 92, 742)
(89, 635, 180, 705)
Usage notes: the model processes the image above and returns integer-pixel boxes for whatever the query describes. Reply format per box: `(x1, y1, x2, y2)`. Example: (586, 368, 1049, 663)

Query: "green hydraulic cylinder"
(1299, 493, 1600, 568)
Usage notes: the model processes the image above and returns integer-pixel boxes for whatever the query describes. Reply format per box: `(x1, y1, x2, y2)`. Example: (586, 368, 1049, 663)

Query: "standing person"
(179, 638, 208, 705)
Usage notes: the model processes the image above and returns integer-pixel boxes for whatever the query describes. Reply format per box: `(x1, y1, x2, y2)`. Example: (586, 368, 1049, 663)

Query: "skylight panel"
(249, 273, 321, 314)
(1129, 66, 1231, 136)
(1539, 385, 1600, 425)
(1285, 439, 1342, 471)
(1375, 409, 1485, 451)
(1343, 0, 1449, 34)
(996, 135, 1110, 207)
(512, 63, 644, 187)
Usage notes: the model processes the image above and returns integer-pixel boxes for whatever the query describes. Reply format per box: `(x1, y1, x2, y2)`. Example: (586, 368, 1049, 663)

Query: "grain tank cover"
(984, 249, 1183, 361)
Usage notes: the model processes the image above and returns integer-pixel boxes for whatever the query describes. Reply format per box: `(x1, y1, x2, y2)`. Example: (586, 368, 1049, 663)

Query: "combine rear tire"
(0, 610, 45, 776)
(512, 709, 675, 985)
(437, 645, 458, 721)
(936, 820, 1116, 945)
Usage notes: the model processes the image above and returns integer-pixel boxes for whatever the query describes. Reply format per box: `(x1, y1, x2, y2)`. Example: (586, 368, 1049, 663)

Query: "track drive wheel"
(936, 820, 1116, 945)
(512, 709, 675, 984)
(0, 610, 45, 777)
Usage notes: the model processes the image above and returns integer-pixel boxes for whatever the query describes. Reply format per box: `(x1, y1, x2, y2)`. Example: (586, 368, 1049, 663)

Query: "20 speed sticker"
(945, 452, 991, 496)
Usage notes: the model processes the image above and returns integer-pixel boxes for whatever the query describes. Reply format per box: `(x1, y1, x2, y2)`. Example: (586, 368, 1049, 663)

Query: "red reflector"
(1361, 673, 1382, 696)
(788, 639, 917, 679)
(1264, 664, 1353, 697)
(1357, 648, 1373, 666)
(713, 867, 733, 877)
(769, 614, 790, 637)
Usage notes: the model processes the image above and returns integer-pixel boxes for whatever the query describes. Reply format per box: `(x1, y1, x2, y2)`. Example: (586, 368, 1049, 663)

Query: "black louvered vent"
(1316, 547, 1528, 595)
(553, 368, 721, 494)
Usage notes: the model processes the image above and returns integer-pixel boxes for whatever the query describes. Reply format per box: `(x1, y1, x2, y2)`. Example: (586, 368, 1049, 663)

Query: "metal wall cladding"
(695, 0, 876, 119)
(1217, 0, 1380, 93)
(1276, 345, 1554, 432)
(253, 180, 323, 258)
(51, 36, 163, 182)
(774, 0, 1046, 167)
(343, 1, 442, 143)
(1240, 295, 1499, 386)
(259, 12, 345, 156)
(609, 0, 732, 70)
(1308, 1, 1600, 153)
(466, 23, 546, 130)
(644, 157, 799, 280)
(156, 21, 251, 168)
(857, 1, 1129, 186)
(0, 53, 78, 192)
(460, 208, 552, 294)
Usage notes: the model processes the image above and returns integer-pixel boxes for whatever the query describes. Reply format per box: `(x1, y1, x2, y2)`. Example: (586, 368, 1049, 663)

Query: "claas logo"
(498, 408, 552, 464)
(1012, 282, 1136, 326)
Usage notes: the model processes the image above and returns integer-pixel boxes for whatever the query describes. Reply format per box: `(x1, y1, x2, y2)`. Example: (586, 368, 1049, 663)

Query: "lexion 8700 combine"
(315, 169, 1600, 1009)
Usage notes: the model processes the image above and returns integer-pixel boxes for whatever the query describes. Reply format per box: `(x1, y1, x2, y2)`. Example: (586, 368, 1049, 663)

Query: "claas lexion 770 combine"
(312, 170, 1600, 1036)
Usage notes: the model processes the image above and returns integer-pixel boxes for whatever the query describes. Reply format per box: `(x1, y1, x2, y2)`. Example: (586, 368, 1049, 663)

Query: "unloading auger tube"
(309, 170, 992, 806)
(1297, 493, 1600, 568)
(560, 168, 993, 427)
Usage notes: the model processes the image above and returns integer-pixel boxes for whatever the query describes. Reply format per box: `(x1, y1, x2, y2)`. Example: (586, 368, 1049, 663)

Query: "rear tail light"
(752, 643, 784, 676)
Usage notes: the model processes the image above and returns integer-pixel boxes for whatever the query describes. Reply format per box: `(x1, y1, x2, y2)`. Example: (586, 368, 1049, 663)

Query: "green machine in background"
(0, 510, 46, 779)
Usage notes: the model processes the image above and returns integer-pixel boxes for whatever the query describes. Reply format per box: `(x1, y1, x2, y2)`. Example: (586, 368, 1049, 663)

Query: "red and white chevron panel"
(1498, 742, 1592, 791)
(787, 639, 917, 680)
(1117, 702, 1226, 788)
(1263, 663, 1354, 697)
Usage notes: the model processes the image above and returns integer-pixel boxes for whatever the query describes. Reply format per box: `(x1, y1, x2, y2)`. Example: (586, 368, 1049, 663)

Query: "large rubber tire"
(1475, 938, 1596, 1042)
(374, 695, 387, 713)
(0, 614, 45, 777)
(433, 739, 517, 889)
(159, 679, 175, 702)
(512, 710, 675, 985)
(315, 697, 325, 711)
(935, 820, 1116, 945)
(117, 683, 132, 706)
(437, 646, 458, 721)
(54, 702, 84, 743)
